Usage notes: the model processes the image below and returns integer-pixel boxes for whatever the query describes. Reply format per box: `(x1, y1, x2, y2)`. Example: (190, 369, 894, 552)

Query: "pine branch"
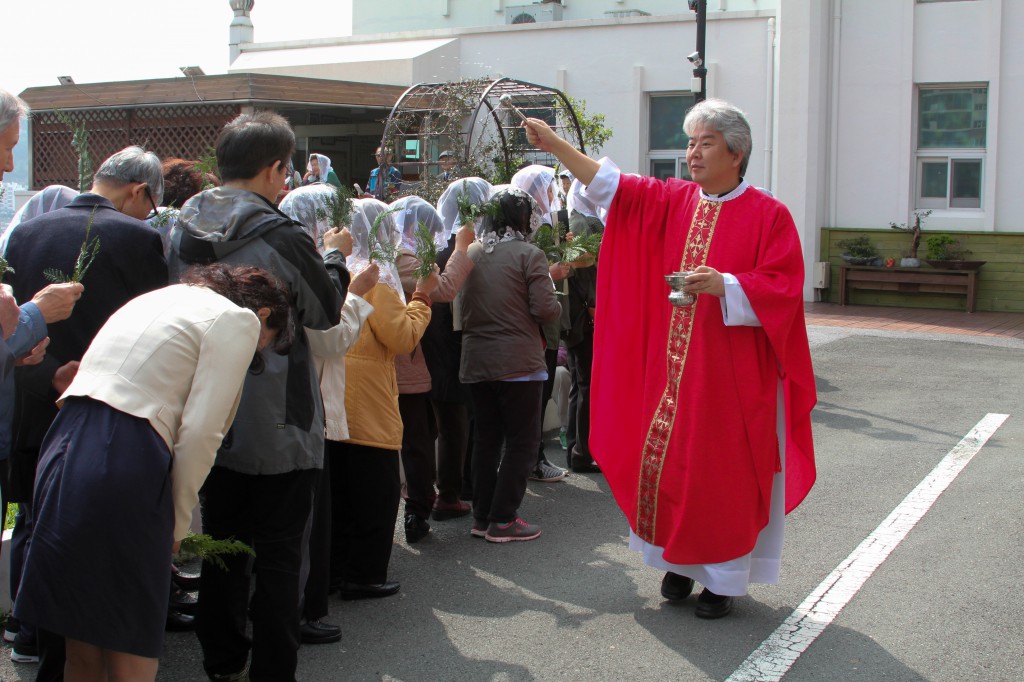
(177, 533, 255, 572)
(413, 221, 439, 279)
(0, 255, 13, 279)
(313, 186, 354, 233)
(455, 182, 502, 225)
(368, 207, 401, 265)
(44, 207, 100, 283)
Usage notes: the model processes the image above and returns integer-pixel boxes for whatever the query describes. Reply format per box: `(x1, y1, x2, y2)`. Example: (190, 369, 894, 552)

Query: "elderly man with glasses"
(3, 142, 168, 676)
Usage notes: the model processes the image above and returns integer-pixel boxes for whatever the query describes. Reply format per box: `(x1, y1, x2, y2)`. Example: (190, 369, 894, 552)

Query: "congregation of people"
(0, 80, 814, 682)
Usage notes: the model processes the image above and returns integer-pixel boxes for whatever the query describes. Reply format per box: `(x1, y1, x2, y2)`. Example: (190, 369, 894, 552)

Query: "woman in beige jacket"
(13, 264, 290, 681)
(330, 198, 438, 600)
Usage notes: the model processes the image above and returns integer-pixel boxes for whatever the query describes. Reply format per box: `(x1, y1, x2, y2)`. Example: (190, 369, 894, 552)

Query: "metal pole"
(694, 0, 708, 103)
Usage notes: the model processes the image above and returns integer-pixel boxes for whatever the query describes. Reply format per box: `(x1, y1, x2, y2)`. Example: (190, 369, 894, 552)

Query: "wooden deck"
(805, 302, 1024, 340)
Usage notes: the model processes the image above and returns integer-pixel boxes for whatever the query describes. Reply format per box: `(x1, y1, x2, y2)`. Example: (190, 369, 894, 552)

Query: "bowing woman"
(14, 264, 292, 681)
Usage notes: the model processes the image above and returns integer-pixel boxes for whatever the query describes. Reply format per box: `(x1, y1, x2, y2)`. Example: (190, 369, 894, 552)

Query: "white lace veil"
(348, 197, 405, 302)
(510, 164, 560, 230)
(435, 176, 492, 235)
(278, 184, 339, 253)
(389, 195, 448, 252)
(307, 153, 333, 184)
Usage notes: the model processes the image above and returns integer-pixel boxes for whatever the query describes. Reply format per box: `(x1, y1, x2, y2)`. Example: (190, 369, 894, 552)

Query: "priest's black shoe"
(570, 456, 601, 473)
(165, 609, 195, 632)
(695, 588, 733, 619)
(660, 572, 695, 601)
(300, 618, 342, 644)
(339, 581, 401, 600)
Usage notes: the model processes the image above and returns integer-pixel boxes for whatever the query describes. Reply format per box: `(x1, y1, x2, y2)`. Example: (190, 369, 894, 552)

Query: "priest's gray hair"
(0, 88, 30, 133)
(684, 99, 753, 177)
(94, 146, 165, 206)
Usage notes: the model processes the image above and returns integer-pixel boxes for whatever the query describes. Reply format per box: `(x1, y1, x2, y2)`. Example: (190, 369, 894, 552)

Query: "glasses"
(144, 186, 160, 218)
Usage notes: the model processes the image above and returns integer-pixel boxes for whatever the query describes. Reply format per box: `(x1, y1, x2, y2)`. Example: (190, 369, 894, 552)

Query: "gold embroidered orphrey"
(635, 198, 722, 542)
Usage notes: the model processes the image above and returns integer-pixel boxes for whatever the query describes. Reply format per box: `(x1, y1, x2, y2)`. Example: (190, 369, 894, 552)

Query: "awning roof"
(19, 73, 408, 111)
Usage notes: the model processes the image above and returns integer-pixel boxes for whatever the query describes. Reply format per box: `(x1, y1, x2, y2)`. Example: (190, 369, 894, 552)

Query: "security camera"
(687, 51, 703, 68)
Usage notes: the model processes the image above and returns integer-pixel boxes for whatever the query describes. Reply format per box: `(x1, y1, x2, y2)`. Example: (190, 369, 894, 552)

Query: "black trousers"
(196, 466, 319, 682)
(566, 332, 595, 464)
(432, 400, 469, 503)
(399, 393, 438, 520)
(302, 445, 332, 622)
(328, 442, 400, 586)
(470, 381, 543, 524)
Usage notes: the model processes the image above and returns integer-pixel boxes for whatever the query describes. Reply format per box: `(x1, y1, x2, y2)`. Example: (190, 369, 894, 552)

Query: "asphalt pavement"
(2, 324, 1021, 681)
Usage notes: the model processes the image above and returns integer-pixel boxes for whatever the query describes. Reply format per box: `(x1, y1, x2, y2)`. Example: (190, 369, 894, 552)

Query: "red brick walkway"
(804, 302, 1024, 340)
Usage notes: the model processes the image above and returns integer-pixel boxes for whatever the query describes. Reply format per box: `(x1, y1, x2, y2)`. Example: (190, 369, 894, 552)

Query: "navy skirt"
(14, 397, 174, 658)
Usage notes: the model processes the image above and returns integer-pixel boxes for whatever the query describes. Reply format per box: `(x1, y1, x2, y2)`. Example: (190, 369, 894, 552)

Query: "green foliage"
(455, 183, 503, 226)
(889, 210, 931, 258)
(4, 502, 17, 531)
(413, 222, 439, 279)
(314, 185, 354, 232)
(837, 236, 879, 260)
(925, 235, 972, 261)
(45, 208, 100, 283)
(55, 109, 94, 192)
(194, 147, 219, 190)
(0, 254, 14, 279)
(559, 96, 613, 156)
(532, 224, 602, 264)
(368, 207, 401, 265)
(177, 533, 255, 572)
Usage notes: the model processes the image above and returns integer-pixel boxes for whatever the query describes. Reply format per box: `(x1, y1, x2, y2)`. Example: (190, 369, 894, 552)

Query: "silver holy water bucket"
(664, 272, 696, 307)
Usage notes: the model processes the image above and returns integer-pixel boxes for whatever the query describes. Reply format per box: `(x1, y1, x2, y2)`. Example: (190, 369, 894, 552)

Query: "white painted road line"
(726, 413, 1010, 682)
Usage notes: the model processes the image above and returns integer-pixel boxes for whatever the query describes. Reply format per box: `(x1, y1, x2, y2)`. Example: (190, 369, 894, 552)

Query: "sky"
(5, 0, 354, 96)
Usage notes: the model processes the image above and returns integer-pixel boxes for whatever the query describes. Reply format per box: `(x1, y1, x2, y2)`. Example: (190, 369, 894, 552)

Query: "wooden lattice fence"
(31, 103, 240, 189)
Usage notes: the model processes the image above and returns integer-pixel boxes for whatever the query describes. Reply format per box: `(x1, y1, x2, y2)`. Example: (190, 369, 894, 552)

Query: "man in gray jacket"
(168, 111, 344, 682)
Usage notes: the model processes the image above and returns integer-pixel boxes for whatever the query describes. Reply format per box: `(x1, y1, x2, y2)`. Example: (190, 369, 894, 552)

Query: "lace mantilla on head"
(478, 228, 526, 254)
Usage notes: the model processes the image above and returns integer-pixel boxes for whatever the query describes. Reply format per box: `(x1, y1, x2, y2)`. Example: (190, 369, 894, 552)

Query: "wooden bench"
(839, 265, 978, 313)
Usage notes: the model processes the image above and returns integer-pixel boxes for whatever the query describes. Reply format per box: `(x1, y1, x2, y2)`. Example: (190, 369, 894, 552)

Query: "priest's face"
(686, 127, 742, 194)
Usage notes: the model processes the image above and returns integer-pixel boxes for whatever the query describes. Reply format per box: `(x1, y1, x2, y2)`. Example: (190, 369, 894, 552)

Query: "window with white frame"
(648, 93, 696, 180)
(916, 85, 987, 210)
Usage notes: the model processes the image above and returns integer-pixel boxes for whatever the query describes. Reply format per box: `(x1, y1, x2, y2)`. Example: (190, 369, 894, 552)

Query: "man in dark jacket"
(5, 145, 168, 679)
(168, 110, 345, 682)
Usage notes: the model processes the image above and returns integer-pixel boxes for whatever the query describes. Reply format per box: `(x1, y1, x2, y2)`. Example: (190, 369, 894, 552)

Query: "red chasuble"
(590, 173, 816, 566)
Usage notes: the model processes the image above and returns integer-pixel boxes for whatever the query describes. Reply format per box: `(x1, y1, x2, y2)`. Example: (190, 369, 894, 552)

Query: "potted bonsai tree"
(837, 236, 881, 266)
(889, 209, 931, 267)
(924, 235, 985, 270)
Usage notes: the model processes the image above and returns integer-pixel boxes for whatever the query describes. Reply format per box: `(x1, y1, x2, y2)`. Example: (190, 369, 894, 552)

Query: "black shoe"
(660, 572, 695, 601)
(300, 618, 342, 644)
(339, 581, 401, 600)
(570, 455, 601, 473)
(171, 565, 201, 591)
(165, 609, 196, 632)
(695, 588, 733, 619)
(404, 514, 430, 544)
(171, 584, 199, 615)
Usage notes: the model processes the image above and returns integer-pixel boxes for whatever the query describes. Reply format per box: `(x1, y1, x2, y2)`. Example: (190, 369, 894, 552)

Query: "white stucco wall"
(351, 0, 778, 34)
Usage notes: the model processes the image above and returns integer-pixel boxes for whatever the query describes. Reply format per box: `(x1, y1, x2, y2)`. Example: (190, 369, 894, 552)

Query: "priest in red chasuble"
(525, 99, 815, 619)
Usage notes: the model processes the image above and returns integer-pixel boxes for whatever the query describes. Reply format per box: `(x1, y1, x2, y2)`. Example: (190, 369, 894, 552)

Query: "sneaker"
(10, 634, 38, 664)
(485, 518, 542, 543)
(559, 430, 568, 450)
(3, 616, 18, 643)
(470, 518, 488, 538)
(528, 460, 567, 482)
(404, 514, 430, 544)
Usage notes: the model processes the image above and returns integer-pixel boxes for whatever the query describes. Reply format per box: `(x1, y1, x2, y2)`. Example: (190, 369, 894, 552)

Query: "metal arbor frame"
(376, 77, 586, 200)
